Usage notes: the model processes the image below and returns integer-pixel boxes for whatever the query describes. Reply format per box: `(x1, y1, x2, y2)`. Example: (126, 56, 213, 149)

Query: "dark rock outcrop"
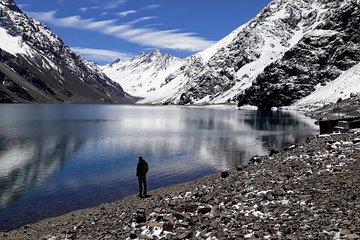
(238, 1, 360, 109)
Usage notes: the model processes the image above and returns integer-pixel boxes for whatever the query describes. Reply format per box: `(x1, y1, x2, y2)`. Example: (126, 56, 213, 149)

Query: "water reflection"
(0, 105, 318, 231)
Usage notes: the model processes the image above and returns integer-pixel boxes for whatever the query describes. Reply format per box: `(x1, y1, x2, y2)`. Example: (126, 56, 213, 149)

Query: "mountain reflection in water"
(0, 104, 318, 231)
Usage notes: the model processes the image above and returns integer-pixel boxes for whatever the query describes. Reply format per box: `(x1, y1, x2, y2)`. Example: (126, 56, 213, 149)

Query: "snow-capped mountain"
(113, 0, 331, 105)
(105, 0, 360, 108)
(238, 0, 360, 109)
(0, 0, 134, 103)
(102, 50, 184, 98)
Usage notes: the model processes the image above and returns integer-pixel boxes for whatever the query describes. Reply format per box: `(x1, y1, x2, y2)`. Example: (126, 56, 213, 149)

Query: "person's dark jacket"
(136, 159, 148, 177)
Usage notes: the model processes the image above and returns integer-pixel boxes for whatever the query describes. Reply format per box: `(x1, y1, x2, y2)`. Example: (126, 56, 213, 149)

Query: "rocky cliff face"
(238, 0, 360, 109)
(0, 0, 134, 103)
(133, 0, 334, 105)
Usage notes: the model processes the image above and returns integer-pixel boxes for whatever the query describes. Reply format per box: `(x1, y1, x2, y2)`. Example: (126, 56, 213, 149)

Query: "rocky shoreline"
(1, 102, 360, 239)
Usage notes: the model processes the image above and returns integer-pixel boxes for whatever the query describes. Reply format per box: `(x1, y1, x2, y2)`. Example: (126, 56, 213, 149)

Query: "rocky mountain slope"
(105, 0, 360, 108)
(238, 0, 360, 109)
(0, 0, 134, 104)
(102, 50, 184, 98)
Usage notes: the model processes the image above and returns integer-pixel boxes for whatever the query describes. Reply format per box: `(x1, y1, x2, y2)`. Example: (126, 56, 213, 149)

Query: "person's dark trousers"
(138, 175, 147, 197)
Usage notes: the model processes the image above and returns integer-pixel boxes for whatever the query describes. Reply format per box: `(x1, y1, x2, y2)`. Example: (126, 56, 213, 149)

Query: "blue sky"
(17, 0, 272, 64)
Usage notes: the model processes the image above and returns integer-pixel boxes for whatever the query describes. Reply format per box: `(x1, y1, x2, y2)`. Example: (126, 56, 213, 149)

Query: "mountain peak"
(138, 49, 162, 57)
(150, 49, 161, 55)
(103, 48, 184, 98)
(132, 49, 179, 64)
(0, 0, 22, 12)
(109, 58, 126, 66)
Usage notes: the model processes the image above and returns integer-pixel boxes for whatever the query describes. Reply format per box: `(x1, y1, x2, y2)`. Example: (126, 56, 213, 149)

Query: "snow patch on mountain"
(294, 62, 360, 109)
(0, 27, 31, 56)
(195, 25, 246, 63)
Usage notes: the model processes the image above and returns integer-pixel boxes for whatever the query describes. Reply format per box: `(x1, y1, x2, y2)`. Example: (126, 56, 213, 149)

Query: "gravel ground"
(1, 103, 360, 239)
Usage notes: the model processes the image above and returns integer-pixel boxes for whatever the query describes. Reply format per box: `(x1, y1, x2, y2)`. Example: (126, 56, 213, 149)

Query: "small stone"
(129, 232, 137, 239)
(178, 231, 192, 239)
(348, 234, 360, 240)
(173, 212, 185, 220)
(179, 221, 190, 228)
(236, 165, 247, 171)
(284, 145, 297, 151)
(283, 185, 292, 191)
(267, 226, 277, 235)
(148, 221, 163, 228)
(135, 212, 146, 223)
(221, 171, 230, 178)
(273, 187, 286, 197)
(154, 207, 162, 213)
(216, 229, 228, 238)
(285, 235, 297, 240)
(342, 220, 352, 226)
(252, 223, 261, 231)
(163, 219, 174, 232)
(250, 155, 261, 164)
(351, 194, 357, 201)
(198, 207, 212, 214)
(269, 148, 280, 156)
(177, 233, 188, 239)
(341, 229, 351, 235)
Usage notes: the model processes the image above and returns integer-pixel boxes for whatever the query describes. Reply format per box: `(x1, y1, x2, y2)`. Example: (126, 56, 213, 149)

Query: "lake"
(0, 104, 318, 231)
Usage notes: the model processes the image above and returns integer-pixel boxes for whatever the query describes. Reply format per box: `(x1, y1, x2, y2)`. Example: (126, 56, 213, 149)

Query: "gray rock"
(273, 187, 286, 197)
(221, 171, 230, 178)
(129, 231, 137, 239)
(198, 207, 212, 215)
(269, 148, 280, 156)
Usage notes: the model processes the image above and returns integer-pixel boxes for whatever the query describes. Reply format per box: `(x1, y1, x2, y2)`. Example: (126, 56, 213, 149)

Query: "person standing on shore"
(136, 155, 149, 198)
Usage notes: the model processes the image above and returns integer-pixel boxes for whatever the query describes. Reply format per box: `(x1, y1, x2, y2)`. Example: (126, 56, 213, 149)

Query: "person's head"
(138, 155, 144, 161)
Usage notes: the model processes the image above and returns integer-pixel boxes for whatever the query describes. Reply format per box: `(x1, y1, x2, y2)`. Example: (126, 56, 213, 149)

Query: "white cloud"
(27, 11, 215, 52)
(71, 47, 132, 62)
(117, 10, 137, 17)
(105, 0, 127, 9)
(86, 19, 117, 30)
(127, 16, 157, 25)
(80, 6, 100, 12)
(142, 4, 161, 10)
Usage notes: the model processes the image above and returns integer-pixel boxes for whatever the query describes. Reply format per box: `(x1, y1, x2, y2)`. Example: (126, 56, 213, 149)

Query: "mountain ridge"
(0, 0, 135, 104)
(103, 0, 360, 109)
(102, 49, 184, 98)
